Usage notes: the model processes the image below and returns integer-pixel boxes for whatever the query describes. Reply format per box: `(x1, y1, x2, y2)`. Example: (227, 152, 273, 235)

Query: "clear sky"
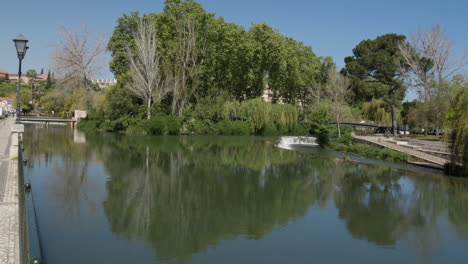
(1, 0, 467, 98)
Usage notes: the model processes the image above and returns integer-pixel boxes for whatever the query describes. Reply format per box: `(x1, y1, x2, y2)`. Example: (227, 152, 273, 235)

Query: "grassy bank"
(328, 136, 412, 163)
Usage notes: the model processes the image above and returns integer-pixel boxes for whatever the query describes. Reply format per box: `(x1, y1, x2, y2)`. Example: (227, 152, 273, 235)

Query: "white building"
(92, 79, 117, 89)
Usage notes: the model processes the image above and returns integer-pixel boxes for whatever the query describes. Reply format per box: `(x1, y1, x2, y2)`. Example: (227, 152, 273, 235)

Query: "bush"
(143, 115, 182, 135)
(184, 119, 213, 135)
(215, 120, 251, 135)
(77, 119, 100, 131)
(262, 122, 278, 136)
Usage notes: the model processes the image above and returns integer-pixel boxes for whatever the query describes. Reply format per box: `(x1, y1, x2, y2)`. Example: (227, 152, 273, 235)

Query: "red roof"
(0, 69, 8, 74)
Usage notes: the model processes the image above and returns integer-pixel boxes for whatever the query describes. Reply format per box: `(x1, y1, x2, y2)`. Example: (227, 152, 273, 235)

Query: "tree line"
(17, 0, 466, 175)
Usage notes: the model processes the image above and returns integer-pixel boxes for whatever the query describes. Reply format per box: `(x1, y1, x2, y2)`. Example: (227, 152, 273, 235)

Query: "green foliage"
(184, 119, 214, 135)
(214, 120, 250, 135)
(362, 99, 392, 123)
(445, 88, 468, 175)
(138, 115, 183, 135)
(344, 34, 408, 133)
(329, 141, 410, 163)
(0, 82, 18, 97)
(302, 103, 334, 147)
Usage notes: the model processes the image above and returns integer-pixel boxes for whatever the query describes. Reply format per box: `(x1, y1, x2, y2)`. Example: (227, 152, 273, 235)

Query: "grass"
(328, 136, 412, 163)
(401, 135, 451, 142)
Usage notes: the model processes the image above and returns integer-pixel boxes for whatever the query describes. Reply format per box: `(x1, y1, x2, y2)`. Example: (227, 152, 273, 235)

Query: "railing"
(337, 120, 392, 127)
(18, 135, 44, 264)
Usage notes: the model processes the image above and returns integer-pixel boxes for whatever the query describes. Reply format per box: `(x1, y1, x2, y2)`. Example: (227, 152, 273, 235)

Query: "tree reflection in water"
(23, 127, 468, 263)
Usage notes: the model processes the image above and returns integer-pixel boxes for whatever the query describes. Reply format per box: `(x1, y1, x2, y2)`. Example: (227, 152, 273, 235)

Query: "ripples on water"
(23, 125, 468, 264)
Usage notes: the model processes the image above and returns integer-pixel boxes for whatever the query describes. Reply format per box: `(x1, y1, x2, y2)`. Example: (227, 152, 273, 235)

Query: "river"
(23, 125, 468, 264)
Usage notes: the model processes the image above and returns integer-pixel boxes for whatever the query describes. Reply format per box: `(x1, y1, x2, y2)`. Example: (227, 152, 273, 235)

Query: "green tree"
(445, 88, 468, 176)
(344, 34, 408, 135)
(45, 70, 53, 89)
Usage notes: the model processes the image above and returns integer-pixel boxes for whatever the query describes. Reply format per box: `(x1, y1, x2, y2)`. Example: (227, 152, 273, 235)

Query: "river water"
(23, 125, 468, 264)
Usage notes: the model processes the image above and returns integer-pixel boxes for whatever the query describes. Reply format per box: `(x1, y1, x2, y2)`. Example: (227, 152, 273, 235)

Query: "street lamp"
(13, 34, 29, 123)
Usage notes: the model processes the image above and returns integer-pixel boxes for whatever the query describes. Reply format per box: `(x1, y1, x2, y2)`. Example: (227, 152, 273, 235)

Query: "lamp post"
(13, 34, 29, 123)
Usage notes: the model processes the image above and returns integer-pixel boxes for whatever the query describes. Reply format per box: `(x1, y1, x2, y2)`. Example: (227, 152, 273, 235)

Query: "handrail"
(18, 136, 44, 264)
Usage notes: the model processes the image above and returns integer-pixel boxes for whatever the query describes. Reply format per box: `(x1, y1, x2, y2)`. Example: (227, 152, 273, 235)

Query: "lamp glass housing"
(13, 34, 28, 60)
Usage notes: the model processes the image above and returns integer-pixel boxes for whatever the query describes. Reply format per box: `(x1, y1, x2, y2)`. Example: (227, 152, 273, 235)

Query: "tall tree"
(126, 18, 168, 120)
(45, 70, 52, 89)
(324, 68, 351, 138)
(26, 69, 37, 110)
(163, 0, 211, 115)
(344, 34, 408, 135)
(414, 24, 468, 85)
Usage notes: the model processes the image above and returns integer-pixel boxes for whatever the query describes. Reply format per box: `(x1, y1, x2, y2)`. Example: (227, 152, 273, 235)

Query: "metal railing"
(18, 136, 44, 264)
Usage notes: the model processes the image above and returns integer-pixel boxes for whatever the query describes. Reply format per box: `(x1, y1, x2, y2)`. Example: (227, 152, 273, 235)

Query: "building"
(0, 69, 48, 84)
(8, 74, 30, 84)
(0, 69, 8, 78)
(92, 79, 117, 89)
(261, 85, 284, 104)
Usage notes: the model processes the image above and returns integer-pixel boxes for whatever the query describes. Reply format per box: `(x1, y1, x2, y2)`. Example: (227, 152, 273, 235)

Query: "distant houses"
(0, 69, 47, 84)
(92, 79, 117, 89)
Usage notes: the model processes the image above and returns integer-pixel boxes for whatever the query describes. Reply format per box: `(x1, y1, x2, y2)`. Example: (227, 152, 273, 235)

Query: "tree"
(445, 88, 468, 176)
(164, 0, 210, 116)
(344, 34, 408, 135)
(399, 24, 467, 136)
(45, 70, 53, 89)
(414, 24, 468, 85)
(51, 25, 106, 108)
(324, 68, 350, 138)
(126, 18, 169, 120)
(40, 68, 44, 75)
(26, 69, 37, 110)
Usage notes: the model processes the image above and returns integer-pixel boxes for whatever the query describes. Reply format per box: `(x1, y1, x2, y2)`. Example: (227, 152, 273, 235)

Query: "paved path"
(354, 134, 450, 165)
(0, 117, 20, 264)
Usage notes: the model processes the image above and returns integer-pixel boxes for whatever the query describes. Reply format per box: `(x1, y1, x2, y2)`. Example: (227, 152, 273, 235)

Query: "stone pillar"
(10, 124, 24, 159)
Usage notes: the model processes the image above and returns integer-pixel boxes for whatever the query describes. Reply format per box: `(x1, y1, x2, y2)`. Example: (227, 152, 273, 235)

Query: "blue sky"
(1, 0, 467, 99)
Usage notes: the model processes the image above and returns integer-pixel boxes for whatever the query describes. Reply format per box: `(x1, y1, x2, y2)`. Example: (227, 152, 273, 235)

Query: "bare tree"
(398, 42, 436, 102)
(324, 68, 351, 138)
(126, 18, 169, 120)
(306, 83, 323, 105)
(169, 17, 207, 116)
(52, 25, 106, 107)
(399, 24, 467, 136)
(399, 23, 468, 101)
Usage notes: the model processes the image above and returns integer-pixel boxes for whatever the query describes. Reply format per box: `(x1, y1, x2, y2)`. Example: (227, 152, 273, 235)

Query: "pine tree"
(45, 70, 52, 89)
(40, 68, 44, 75)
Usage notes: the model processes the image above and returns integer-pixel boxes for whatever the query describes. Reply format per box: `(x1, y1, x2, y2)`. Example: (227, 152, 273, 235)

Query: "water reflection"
(23, 126, 468, 263)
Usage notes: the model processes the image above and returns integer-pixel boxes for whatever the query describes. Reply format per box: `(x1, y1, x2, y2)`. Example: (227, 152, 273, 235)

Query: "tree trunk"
(336, 113, 341, 138)
(391, 104, 397, 136)
(147, 97, 152, 120)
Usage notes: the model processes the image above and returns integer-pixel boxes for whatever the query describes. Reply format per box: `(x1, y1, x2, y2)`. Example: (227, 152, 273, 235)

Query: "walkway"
(0, 117, 20, 264)
(353, 134, 450, 166)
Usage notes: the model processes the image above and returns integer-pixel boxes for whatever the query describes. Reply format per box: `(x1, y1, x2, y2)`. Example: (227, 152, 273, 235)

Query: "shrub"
(184, 119, 213, 135)
(262, 122, 279, 136)
(215, 120, 250, 135)
(139, 115, 183, 135)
